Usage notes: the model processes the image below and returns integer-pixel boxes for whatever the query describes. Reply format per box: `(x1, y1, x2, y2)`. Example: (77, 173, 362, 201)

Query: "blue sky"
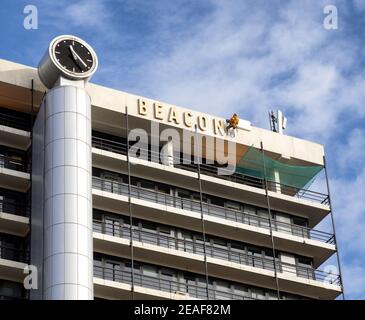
(1, 0, 364, 299)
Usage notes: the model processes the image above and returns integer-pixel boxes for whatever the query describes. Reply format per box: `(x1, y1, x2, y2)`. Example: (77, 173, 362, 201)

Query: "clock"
(38, 35, 98, 89)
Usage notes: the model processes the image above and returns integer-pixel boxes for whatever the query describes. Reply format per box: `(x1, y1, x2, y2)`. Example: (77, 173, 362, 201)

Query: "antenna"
(269, 110, 287, 134)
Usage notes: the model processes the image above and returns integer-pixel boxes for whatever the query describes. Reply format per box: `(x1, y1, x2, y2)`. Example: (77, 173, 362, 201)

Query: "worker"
(227, 113, 239, 130)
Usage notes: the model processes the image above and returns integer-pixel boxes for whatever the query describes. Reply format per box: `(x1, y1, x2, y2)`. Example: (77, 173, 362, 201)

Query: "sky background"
(0, 0, 364, 299)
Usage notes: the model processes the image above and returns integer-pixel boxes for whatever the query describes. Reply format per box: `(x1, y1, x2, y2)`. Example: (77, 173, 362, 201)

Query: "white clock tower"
(31, 35, 98, 300)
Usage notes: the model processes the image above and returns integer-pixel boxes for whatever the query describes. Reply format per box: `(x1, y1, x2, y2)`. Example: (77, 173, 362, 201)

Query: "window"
(247, 247, 263, 269)
(214, 281, 231, 300)
(158, 226, 174, 248)
(0, 280, 24, 300)
(140, 180, 155, 191)
(233, 284, 249, 299)
(212, 238, 228, 260)
(210, 197, 224, 207)
(292, 216, 309, 238)
(296, 256, 314, 279)
(292, 216, 308, 227)
(250, 287, 266, 300)
(0, 233, 25, 262)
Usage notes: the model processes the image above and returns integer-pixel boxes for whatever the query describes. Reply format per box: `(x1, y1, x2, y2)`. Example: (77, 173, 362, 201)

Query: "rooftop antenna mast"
(269, 110, 287, 134)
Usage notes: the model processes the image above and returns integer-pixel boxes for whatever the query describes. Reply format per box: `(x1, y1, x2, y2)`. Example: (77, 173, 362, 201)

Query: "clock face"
(53, 38, 95, 75)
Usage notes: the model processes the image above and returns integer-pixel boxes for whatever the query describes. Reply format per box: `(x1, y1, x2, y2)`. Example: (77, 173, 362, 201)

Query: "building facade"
(0, 57, 344, 300)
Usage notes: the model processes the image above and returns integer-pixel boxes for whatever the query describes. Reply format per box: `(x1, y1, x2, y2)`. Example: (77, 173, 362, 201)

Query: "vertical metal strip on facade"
(125, 106, 135, 300)
(260, 142, 281, 299)
(323, 156, 345, 300)
(195, 125, 210, 299)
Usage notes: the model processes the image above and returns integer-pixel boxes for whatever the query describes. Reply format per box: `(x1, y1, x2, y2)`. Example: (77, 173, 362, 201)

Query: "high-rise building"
(0, 52, 344, 300)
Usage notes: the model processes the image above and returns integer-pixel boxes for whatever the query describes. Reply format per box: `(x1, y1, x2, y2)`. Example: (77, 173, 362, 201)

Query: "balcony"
(0, 199, 30, 236)
(0, 155, 30, 192)
(0, 198, 29, 217)
(0, 244, 28, 264)
(93, 219, 341, 299)
(0, 244, 29, 283)
(92, 135, 330, 226)
(0, 111, 31, 150)
(92, 177, 336, 266)
(94, 265, 256, 300)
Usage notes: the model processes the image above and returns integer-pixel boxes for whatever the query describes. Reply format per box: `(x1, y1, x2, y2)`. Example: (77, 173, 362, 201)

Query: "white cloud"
(353, 0, 365, 13)
(64, 0, 110, 28)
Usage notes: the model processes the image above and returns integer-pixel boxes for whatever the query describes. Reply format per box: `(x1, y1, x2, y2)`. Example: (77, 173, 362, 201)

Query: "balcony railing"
(93, 219, 341, 286)
(0, 243, 29, 263)
(94, 265, 257, 300)
(92, 135, 329, 205)
(92, 177, 335, 245)
(0, 111, 31, 132)
(0, 155, 29, 173)
(0, 198, 30, 217)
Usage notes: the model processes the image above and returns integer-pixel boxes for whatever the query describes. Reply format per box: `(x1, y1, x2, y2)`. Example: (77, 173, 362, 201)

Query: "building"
(0, 55, 344, 300)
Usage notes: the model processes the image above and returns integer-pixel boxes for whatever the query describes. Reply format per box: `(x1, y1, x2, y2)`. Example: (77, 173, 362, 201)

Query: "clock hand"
(69, 45, 88, 69)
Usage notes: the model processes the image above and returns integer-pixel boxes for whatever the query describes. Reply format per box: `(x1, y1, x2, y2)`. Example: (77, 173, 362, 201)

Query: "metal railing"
(0, 154, 29, 173)
(0, 243, 29, 263)
(92, 177, 335, 245)
(94, 265, 256, 300)
(93, 219, 341, 286)
(0, 198, 30, 217)
(0, 111, 31, 132)
(92, 135, 329, 205)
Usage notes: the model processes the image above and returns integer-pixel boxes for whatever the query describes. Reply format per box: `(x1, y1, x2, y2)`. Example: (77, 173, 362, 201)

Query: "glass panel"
(176, 189, 192, 211)
(251, 287, 266, 300)
(104, 217, 120, 237)
(257, 209, 270, 229)
(178, 232, 194, 253)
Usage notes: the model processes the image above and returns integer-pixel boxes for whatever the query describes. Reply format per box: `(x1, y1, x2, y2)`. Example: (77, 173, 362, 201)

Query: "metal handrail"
(0, 243, 29, 263)
(92, 176, 335, 244)
(92, 135, 329, 205)
(0, 111, 31, 132)
(94, 264, 257, 300)
(93, 219, 341, 286)
(0, 154, 29, 173)
(0, 198, 30, 217)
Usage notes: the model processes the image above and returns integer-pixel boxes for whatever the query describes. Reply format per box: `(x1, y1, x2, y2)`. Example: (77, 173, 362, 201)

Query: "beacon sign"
(136, 98, 251, 137)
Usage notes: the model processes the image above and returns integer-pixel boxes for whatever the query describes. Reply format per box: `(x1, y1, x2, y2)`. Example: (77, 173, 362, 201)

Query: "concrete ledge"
(0, 258, 27, 283)
(93, 277, 198, 300)
(0, 212, 29, 236)
(0, 167, 30, 192)
(0, 124, 30, 150)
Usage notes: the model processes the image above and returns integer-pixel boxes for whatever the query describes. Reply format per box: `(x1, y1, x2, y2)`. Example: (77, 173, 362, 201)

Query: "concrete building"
(0, 55, 344, 300)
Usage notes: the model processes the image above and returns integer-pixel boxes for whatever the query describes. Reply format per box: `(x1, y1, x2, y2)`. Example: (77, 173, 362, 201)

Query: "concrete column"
(161, 138, 174, 167)
(273, 168, 281, 193)
(43, 85, 93, 299)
